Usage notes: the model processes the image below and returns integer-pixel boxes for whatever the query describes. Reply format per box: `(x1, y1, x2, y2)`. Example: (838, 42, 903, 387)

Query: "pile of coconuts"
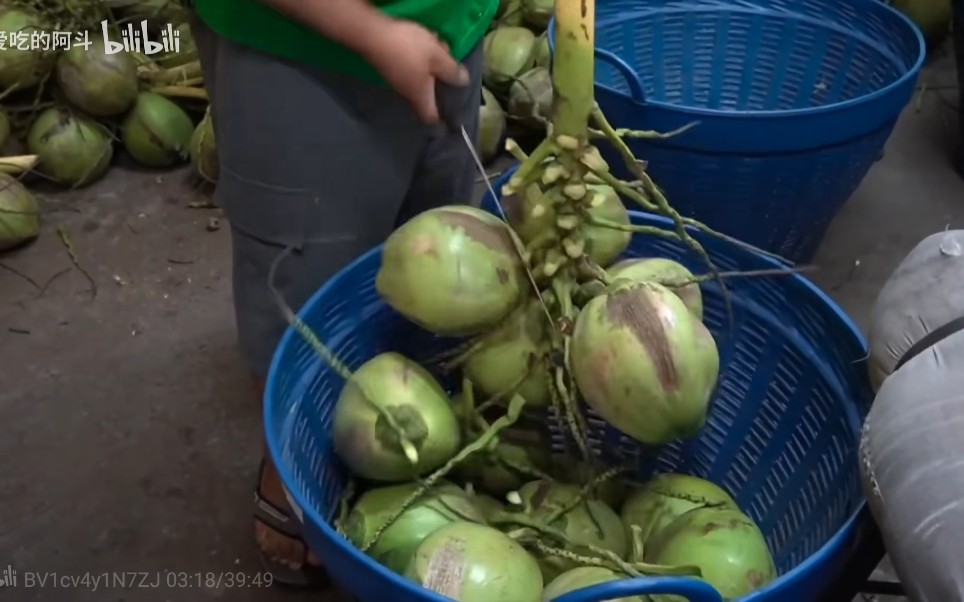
(0, 1, 217, 254)
(0, 106, 40, 252)
(476, 0, 555, 165)
(279, 3, 794, 601)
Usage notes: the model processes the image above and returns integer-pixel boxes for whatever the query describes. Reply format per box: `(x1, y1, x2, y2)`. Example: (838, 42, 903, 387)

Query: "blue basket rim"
(548, 0, 925, 119)
(263, 172, 872, 601)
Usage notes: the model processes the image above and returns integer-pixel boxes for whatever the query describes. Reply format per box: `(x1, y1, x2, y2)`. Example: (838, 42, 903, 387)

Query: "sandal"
(253, 457, 330, 589)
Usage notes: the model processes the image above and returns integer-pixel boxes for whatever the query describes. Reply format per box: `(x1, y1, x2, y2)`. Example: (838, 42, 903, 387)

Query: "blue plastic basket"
(265, 167, 875, 602)
(547, 0, 924, 261)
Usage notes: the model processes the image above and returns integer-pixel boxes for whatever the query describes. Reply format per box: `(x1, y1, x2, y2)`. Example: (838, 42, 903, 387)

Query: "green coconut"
(508, 67, 554, 126)
(503, 181, 631, 271)
(121, 92, 196, 167)
(483, 26, 538, 93)
(456, 422, 551, 496)
(375, 205, 529, 337)
(621, 474, 738, 544)
(27, 108, 113, 188)
(0, 108, 9, 149)
(405, 522, 544, 602)
(542, 567, 645, 602)
(0, 8, 56, 93)
(510, 480, 628, 582)
(607, 258, 704, 320)
(55, 36, 139, 117)
(496, 0, 526, 26)
(523, 0, 556, 30)
(644, 506, 777, 601)
(331, 352, 461, 482)
(463, 298, 551, 409)
(891, 0, 952, 48)
(478, 87, 506, 164)
(533, 33, 551, 69)
(189, 109, 218, 183)
(345, 481, 486, 574)
(570, 280, 720, 446)
(0, 173, 40, 251)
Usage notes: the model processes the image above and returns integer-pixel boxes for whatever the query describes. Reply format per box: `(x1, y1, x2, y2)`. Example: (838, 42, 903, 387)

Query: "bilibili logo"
(0, 565, 17, 588)
(99, 19, 181, 55)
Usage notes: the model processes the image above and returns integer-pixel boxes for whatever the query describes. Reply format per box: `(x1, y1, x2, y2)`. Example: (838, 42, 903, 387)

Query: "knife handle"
(435, 79, 469, 134)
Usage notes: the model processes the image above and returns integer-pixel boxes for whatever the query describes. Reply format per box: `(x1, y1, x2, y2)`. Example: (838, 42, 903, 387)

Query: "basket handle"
(594, 47, 647, 104)
(547, 576, 725, 602)
(547, 17, 646, 104)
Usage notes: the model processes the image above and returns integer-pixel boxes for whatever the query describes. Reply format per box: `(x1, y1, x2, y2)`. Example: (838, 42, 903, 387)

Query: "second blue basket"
(550, 0, 924, 261)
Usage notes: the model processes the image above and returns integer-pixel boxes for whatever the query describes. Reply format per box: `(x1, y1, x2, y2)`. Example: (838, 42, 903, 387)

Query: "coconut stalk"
(548, 0, 595, 141)
(150, 85, 208, 101)
(0, 154, 38, 174)
(490, 0, 735, 463)
(138, 60, 204, 86)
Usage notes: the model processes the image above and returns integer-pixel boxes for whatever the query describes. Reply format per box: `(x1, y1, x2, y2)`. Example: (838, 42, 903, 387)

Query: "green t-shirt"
(193, 0, 498, 85)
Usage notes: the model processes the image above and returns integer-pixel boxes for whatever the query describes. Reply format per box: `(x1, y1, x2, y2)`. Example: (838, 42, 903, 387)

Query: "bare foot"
(255, 456, 323, 570)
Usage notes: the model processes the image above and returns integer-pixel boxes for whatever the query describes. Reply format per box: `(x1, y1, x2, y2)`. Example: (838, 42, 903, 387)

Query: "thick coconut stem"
(551, 0, 596, 141)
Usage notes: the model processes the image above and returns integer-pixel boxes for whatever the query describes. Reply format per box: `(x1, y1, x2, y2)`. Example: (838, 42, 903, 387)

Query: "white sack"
(867, 229, 964, 391)
(860, 328, 964, 602)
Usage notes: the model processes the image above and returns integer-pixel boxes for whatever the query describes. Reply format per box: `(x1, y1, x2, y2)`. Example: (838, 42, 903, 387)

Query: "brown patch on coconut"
(582, 345, 615, 403)
(437, 209, 515, 254)
(604, 286, 679, 391)
(747, 569, 766, 588)
(409, 234, 439, 257)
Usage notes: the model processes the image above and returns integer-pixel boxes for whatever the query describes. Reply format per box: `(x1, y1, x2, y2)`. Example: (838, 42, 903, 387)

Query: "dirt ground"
(2, 53, 961, 602)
